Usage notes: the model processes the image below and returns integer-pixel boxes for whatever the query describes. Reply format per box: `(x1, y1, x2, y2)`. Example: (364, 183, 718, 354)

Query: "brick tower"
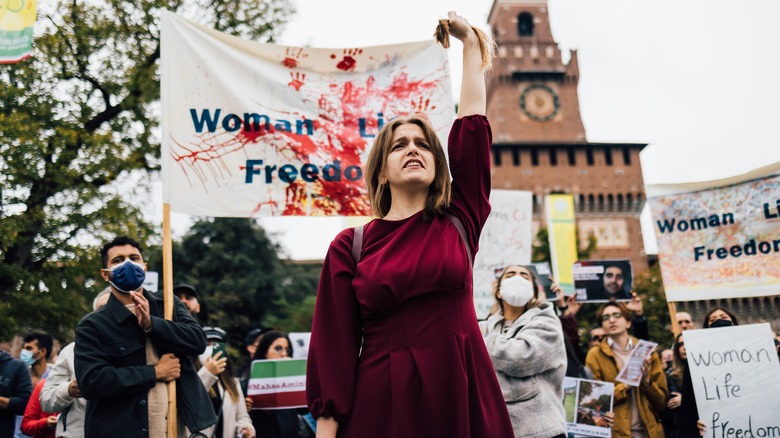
(486, 0, 648, 273)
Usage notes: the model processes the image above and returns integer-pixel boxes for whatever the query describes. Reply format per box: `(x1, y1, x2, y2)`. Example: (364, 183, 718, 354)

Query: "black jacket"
(74, 290, 217, 437)
(0, 349, 33, 437)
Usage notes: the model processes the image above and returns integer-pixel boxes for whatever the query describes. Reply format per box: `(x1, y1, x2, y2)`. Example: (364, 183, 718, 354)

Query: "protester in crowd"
(74, 235, 216, 437)
(239, 326, 274, 399)
(251, 331, 312, 438)
(306, 11, 513, 438)
(21, 331, 53, 388)
(585, 302, 668, 438)
(21, 379, 56, 438)
(675, 311, 696, 331)
(39, 288, 110, 438)
(659, 347, 680, 438)
(14, 331, 55, 438)
(0, 346, 32, 438)
(558, 291, 648, 382)
(479, 265, 567, 437)
(702, 306, 739, 328)
(173, 283, 205, 324)
(191, 326, 255, 438)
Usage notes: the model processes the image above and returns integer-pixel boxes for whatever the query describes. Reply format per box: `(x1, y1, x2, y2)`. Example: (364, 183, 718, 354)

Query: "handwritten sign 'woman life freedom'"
(684, 324, 780, 438)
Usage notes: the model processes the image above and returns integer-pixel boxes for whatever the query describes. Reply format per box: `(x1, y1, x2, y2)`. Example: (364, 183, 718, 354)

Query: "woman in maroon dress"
(306, 11, 513, 438)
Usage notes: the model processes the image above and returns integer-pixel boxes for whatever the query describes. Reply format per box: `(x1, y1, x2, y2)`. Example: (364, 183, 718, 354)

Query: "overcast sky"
(159, 0, 780, 259)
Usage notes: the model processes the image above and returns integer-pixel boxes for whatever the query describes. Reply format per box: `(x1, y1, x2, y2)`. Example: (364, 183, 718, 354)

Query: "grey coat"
(480, 302, 567, 438)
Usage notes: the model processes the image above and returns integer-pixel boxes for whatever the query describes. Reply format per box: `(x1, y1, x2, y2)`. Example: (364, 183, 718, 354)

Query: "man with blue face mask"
(74, 236, 217, 438)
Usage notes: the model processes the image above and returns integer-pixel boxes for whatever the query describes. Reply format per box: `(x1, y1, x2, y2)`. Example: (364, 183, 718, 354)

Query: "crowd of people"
(2, 10, 780, 438)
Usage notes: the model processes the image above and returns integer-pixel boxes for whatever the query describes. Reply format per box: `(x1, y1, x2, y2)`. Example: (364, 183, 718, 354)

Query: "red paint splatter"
(281, 47, 308, 69)
(288, 71, 306, 91)
(335, 48, 363, 72)
(330, 54, 336, 59)
(172, 65, 446, 216)
(337, 56, 356, 71)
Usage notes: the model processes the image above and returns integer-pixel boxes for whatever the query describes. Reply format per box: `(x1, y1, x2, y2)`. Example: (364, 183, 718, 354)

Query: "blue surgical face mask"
(108, 259, 146, 293)
(20, 349, 37, 367)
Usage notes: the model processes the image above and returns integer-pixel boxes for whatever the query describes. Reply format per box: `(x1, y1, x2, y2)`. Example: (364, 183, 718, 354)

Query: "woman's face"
(266, 337, 290, 359)
(707, 309, 732, 327)
(501, 265, 533, 283)
(381, 124, 435, 190)
(677, 336, 687, 360)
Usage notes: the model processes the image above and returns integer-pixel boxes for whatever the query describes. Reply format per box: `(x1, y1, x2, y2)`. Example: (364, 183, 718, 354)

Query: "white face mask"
(499, 275, 535, 308)
(198, 345, 213, 366)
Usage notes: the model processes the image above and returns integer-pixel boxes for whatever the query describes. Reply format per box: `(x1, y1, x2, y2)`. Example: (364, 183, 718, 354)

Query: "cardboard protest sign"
(615, 340, 659, 387)
(563, 377, 614, 438)
(572, 259, 633, 302)
(0, 0, 37, 64)
(684, 324, 780, 437)
(473, 189, 533, 318)
(528, 262, 555, 300)
(546, 195, 577, 295)
(160, 12, 455, 217)
(247, 359, 307, 410)
(647, 164, 780, 301)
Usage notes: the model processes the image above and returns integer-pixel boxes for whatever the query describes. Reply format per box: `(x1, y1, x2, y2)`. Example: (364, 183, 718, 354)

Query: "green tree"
(632, 263, 672, 348)
(0, 0, 294, 342)
(146, 218, 320, 355)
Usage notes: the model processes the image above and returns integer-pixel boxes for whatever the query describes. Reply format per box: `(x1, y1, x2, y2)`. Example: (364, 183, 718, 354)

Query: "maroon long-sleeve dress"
(306, 115, 513, 437)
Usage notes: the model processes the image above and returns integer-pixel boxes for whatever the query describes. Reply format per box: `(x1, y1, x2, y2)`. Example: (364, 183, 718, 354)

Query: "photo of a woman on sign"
(573, 260, 633, 302)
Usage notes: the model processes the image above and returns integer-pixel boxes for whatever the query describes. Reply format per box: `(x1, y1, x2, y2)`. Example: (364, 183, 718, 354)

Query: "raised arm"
(446, 11, 492, 117)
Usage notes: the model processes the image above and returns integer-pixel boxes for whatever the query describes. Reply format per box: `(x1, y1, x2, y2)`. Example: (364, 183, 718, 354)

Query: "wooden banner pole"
(163, 203, 178, 437)
(668, 301, 680, 336)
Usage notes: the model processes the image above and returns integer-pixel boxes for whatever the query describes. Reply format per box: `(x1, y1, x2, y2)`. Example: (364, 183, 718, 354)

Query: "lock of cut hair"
(434, 18, 496, 71)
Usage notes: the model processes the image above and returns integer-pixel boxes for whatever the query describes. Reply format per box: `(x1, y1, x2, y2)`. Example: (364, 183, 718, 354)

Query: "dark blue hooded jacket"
(0, 349, 33, 437)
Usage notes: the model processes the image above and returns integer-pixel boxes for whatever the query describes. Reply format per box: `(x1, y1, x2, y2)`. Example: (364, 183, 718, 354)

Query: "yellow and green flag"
(0, 0, 37, 64)
(545, 194, 578, 295)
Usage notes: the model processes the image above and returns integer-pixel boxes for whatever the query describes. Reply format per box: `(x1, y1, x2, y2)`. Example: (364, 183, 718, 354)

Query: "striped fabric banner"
(247, 359, 307, 410)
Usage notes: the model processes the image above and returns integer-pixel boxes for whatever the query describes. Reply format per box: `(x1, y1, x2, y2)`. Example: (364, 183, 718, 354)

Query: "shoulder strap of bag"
(445, 213, 472, 270)
(350, 215, 471, 268)
(351, 225, 365, 264)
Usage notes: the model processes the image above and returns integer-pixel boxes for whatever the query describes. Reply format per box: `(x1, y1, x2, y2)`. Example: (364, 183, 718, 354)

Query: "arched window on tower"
(517, 12, 534, 37)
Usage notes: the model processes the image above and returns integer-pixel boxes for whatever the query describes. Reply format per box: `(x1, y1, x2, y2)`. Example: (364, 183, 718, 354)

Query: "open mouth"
(403, 159, 423, 169)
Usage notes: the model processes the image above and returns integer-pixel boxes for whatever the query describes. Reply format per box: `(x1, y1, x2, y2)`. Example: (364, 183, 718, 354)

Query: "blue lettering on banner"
(244, 160, 363, 184)
(190, 109, 315, 136)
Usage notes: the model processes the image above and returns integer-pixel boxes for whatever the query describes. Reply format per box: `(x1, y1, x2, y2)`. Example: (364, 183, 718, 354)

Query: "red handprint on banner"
(282, 47, 308, 68)
(288, 72, 306, 91)
(332, 48, 364, 71)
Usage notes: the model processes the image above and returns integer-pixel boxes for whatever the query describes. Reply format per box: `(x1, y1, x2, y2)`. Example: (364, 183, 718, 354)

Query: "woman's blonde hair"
(364, 115, 451, 220)
(494, 265, 541, 313)
(434, 19, 496, 71)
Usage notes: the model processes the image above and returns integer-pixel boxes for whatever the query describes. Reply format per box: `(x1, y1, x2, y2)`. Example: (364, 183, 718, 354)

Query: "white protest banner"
(563, 377, 614, 438)
(142, 271, 159, 292)
(472, 190, 532, 318)
(647, 163, 780, 301)
(684, 324, 780, 438)
(160, 12, 455, 217)
(288, 332, 311, 359)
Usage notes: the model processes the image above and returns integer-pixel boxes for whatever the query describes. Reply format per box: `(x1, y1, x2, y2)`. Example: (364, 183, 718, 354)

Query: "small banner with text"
(247, 359, 307, 410)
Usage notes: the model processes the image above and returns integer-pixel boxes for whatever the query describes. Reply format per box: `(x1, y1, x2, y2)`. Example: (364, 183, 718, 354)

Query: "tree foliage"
(0, 0, 294, 342)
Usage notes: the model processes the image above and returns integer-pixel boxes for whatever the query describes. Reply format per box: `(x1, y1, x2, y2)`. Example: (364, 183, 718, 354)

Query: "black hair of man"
(23, 330, 53, 359)
(100, 236, 143, 269)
